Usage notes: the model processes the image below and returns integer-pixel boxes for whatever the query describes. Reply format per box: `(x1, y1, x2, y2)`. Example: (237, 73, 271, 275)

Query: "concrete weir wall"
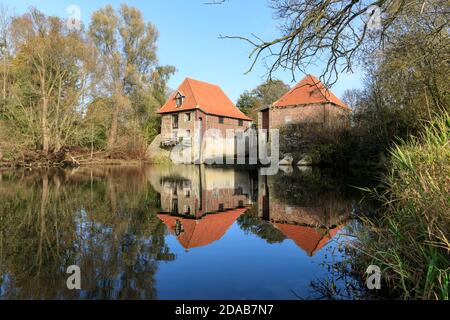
(202, 136, 235, 163)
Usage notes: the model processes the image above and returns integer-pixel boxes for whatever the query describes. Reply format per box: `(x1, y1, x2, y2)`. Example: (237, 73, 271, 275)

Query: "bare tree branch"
(220, 0, 448, 87)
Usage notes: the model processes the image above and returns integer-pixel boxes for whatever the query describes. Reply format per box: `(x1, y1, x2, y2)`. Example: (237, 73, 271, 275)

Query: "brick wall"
(270, 104, 325, 129)
(204, 113, 250, 135)
(324, 104, 350, 129)
(162, 110, 250, 139)
(257, 103, 350, 130)
(161, 111, 196, 140)
(160, 109, 251, 163)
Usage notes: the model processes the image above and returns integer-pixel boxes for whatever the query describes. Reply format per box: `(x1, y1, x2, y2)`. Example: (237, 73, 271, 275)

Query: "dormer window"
(175, 92, 185, 108)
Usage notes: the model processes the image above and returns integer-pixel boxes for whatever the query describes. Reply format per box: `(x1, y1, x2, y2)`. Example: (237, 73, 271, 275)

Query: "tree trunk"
(90, 123, 94, 159)
(38, 173, 49, 266)
(107, 80, 126, 150)
(1, 53, 7, 116)
(2, 54, 6, 101)
(42, 95, 50, 155)
(40, 68, 50, 155)
(107, 95, 120, 150)
(107, 170, 118, 215)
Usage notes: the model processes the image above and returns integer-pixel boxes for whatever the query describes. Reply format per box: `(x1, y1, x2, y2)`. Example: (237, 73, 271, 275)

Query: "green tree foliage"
(236, 79, 289, 121)
(0, 3, 12, 115)
(0, 5, 174, 161)
(339, 0, 449, 166)
(252, 79, 290, 106)
(89, 4, 175, 152)
(237, 206, 286, 244)
(5, 8, 96, 154)
(236, 91, 259, 120)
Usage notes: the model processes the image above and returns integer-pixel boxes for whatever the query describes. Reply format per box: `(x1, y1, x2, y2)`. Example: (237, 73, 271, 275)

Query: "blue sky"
(5, 0, 363, 102)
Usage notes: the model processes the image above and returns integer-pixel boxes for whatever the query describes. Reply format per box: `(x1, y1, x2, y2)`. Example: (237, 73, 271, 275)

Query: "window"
(218, 203, 224, 212)
(284, 116, 292, 124)
(171, 199, 178, 214)
(185, 112, 191, 121)
(219, 116, 224, 124)
(172, 114, 179, 129)
(238, 119, 244, 126)
(175, 92, 184, 107)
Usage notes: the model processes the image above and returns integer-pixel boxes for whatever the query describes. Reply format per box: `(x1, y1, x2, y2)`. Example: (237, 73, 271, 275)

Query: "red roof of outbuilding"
(272, 75, 351, 111)
(274, 223, 344, 256)
(158, 78, 252, 121)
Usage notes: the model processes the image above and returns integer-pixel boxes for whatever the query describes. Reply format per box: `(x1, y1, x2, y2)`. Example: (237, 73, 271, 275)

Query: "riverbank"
(354, 114, 449, 300)
(0, 148, 150, 169)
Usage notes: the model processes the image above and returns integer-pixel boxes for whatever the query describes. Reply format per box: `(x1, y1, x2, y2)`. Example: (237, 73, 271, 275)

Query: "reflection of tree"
(0, 167, 174, 299)
(271, 168, 355, 207)
(307, 221, 371, 300)
(237, 206, 286, 244)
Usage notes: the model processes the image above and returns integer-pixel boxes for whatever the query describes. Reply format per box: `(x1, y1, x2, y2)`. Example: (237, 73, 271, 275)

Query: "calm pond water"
(0, 164, 370, 300)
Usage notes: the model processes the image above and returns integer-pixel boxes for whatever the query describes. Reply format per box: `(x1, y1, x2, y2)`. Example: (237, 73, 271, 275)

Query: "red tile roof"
(274, 223, 344, 256)
(158, 78, 252, 121)
(157, 208, 247, 249)
(272, 75, 351, 111)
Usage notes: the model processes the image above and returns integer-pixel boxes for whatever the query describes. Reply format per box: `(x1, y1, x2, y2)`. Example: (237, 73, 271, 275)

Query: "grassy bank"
(357, 114, 449, 299)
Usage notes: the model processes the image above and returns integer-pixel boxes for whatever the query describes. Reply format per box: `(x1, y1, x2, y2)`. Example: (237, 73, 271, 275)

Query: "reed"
(357, 113, 449, 299)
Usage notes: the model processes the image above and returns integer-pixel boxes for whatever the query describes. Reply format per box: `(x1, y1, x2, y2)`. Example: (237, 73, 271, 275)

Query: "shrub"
(278, 123, 345, 165)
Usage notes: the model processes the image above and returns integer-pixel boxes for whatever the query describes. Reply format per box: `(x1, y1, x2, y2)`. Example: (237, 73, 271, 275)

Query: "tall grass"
(358, 113, 449, 300)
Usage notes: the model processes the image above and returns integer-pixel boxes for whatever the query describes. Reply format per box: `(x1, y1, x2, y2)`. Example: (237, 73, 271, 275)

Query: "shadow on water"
(0, 165, 376, 299)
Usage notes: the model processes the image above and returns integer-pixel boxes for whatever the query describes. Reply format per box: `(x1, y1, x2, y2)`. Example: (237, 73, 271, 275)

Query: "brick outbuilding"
(257, 75, 351, 133)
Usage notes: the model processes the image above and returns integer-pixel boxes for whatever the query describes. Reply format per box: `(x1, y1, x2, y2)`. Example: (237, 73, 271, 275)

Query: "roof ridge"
(272, 80, 301, 106)
(185, 78, 199, 108)
(184, 220, 197, 249)
(186, 77, 221, 88)
(273, 75, 313, 105)
(307, 75, 349, 109)
(310, 231, 328, 256)
(272, 74, 350, 110)
(158, 77, 252, 120)
(310, 77, 332, 103)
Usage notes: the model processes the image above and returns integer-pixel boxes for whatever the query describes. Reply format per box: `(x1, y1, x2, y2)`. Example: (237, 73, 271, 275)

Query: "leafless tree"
(0, 3, 12, 103)
(205, 0, 228, 4)
(219, 0, 449, 86)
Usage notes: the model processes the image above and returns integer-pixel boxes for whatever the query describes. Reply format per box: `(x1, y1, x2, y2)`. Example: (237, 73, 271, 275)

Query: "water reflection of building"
(148, 165, 352, 255)
(273, 223, 343, 256)
(148, 165, 256, 249)
(157, 208, 247, 249)
(258, 172, 351, 256)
